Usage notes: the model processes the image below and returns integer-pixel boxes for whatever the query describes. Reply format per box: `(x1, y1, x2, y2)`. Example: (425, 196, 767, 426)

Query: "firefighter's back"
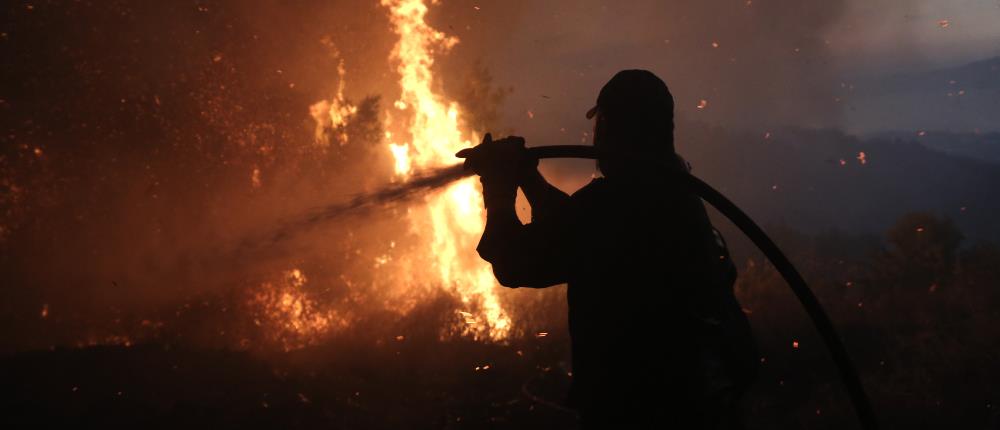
(564, 175, 754, 427)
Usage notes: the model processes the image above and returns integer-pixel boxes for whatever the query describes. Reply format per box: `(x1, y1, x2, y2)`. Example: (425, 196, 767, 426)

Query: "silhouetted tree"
(454, 59, 512, 133)
(956, 242, 1000, 312)
(883, 212, 963, 289)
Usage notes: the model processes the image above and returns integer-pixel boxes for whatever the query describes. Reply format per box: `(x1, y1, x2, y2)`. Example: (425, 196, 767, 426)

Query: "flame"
(309, 45, 358, 146)
(294, 0, 512, 343)
(381, 0, 510, 341)
(250, 268, 350, 351)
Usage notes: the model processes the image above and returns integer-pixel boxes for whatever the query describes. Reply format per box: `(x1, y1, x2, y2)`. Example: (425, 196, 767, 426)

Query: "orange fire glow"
(309, 44, 358, 146)
(250, 269, 351, 351)
(381, 0, 511, 341)
(258, 0, 512, 348)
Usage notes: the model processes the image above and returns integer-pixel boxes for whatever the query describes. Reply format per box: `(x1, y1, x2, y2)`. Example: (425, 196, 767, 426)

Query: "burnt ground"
(2, 324, 998, 429)
(0, 340, 578, 429)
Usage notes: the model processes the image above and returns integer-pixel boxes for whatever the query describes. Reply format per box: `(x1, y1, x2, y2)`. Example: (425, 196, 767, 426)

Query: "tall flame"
(382, 0, 510, 340)
(308, 45, 358, 146)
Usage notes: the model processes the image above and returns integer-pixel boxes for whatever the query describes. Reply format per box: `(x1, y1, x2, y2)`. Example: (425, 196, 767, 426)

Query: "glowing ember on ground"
(76, 335, 133, 348)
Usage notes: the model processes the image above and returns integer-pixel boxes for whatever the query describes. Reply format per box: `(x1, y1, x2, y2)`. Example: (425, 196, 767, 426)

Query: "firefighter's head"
(586, 69, 675, 178)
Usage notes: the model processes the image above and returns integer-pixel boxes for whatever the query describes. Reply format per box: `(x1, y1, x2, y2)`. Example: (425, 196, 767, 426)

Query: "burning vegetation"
(248, 0, 520, 346)
(1, 0, 543, 352)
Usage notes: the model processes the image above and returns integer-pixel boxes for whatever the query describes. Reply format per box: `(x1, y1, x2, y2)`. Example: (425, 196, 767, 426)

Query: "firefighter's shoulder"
(569, 177, 609, 201)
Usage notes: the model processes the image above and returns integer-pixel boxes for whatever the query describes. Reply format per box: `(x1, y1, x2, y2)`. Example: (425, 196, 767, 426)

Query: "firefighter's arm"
(519, 169, 569, 222)
(476, 194, 570, 288)
(456, 134, 570, 288)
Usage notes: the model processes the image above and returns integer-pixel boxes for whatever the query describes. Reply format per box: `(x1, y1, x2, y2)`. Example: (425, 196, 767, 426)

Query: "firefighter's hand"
(456, 133, 536, 179)
(456, 133, 536, 205)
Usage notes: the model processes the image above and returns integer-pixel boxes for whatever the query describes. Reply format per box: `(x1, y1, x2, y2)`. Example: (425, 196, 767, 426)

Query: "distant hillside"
(675, 123, 1000, 243)
(843, 57, 1000, 134)
(869, 130, 1000, 164)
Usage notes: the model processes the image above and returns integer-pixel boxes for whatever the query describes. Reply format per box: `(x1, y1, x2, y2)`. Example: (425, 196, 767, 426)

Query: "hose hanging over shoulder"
(522, 145, 879, 430)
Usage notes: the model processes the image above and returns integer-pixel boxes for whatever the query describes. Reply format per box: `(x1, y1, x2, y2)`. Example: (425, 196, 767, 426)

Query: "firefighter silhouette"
(458, 70, 758, 428)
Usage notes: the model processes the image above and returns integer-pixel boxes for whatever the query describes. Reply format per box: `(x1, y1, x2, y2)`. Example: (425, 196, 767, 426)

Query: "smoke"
(0, 0, 407, 350)
(827, 0, 1000, 73)
(427, 0, 852, 139)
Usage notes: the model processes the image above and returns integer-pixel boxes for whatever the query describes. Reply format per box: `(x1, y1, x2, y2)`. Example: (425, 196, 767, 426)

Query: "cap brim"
(585, 105, 598, 119)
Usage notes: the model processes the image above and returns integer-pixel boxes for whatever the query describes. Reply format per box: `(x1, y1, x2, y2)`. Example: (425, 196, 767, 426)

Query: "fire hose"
(493, 145, 878, 429)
